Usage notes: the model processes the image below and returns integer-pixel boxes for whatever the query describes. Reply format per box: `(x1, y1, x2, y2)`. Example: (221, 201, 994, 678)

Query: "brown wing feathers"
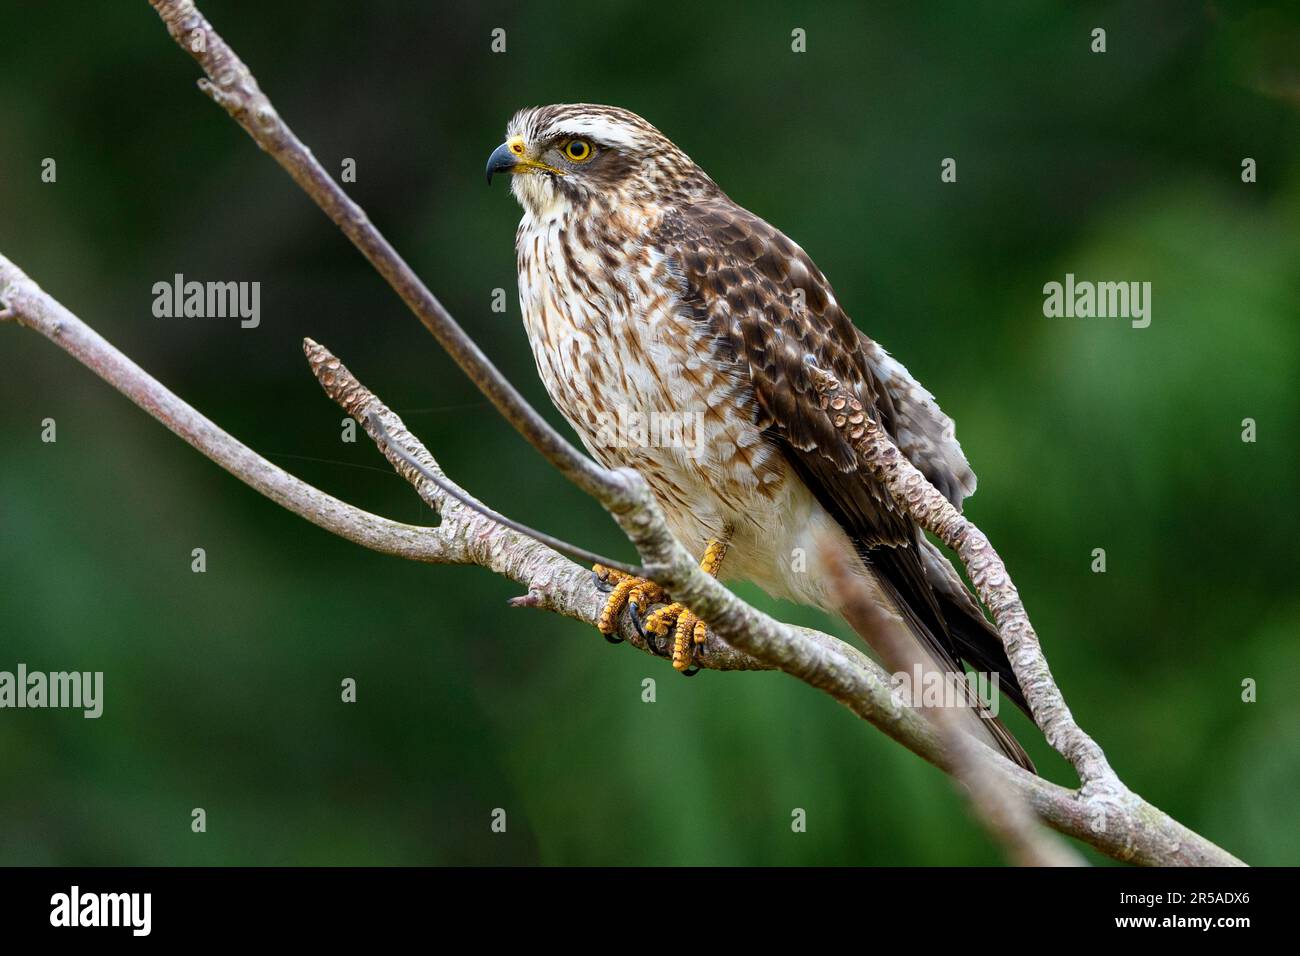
(662, 198, 1034, 771)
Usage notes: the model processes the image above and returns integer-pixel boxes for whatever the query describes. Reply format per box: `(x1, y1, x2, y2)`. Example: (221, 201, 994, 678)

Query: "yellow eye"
(564, 139, 593, 162)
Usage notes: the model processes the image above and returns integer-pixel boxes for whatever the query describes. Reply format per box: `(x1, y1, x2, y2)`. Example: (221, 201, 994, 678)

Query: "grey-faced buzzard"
(487, 104, 1033, 771)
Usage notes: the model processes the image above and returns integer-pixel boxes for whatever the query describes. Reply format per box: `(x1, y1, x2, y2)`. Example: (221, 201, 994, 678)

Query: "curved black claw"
(591, 568, 616, 593)
(601, 630, 625, 645)
(629, 602, 670, 658)
(679, 660, 702, 677)
(628, 601, 650, 640)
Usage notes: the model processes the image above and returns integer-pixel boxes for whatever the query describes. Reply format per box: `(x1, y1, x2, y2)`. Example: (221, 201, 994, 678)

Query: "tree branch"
(825, 541, 1086, 867)
(300, 335, 765, 670)
(0, 253, 439, 563)
(0, 0, 1248, 866)
(145, 0, 622, 507)
(297, 338, 1242, 867)
(807, 365, 1118, 795)
(140, 1, 742, 689)
(0, 250, 1243, 863)
(141, 0, 1241, 865)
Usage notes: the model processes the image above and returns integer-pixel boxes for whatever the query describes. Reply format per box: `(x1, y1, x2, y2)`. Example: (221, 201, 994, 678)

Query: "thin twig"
(146, 0, 624, 506)
(807, 364, 1119, 797)
(0, 253, 441, 562)
(823, 540, 1086, 867)
(365, 411, 645, 578)
(299, 335, 763, 669)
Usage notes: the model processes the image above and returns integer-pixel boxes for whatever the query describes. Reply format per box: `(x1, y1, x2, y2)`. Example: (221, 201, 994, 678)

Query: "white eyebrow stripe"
(542, 116, 645, 150)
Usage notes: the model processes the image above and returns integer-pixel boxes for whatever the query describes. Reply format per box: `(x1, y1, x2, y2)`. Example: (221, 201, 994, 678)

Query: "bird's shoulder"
(652, 196, 976, 507)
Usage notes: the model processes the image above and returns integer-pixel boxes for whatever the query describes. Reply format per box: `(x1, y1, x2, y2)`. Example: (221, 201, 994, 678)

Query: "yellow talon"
(646, 536, 731, 672)
(640, 600, 698, 671)
(593, 537, 730, 673)
(642, 601, 684, 636)
(594, 566, 666, 636)
(699, 537, 728, 578)
(671, 611, 703, 672)
(693, 617, 708, 646)
(597, 576, 640, 635)
(592, 563, 626, 587)
(628, 578, 666, 611)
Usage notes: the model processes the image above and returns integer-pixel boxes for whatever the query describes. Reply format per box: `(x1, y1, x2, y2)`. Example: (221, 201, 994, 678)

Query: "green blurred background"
(1, 0, 1297, 865)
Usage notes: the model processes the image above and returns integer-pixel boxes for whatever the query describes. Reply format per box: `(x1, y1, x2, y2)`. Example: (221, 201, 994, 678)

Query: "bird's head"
(486, 104, 714, 218)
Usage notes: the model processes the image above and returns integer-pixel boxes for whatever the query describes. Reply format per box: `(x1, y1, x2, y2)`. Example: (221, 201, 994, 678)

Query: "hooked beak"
(486, 135, 564, 184)
(485, 142, 518, 184)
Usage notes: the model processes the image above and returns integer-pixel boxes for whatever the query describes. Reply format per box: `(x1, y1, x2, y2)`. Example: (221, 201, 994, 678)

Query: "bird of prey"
(487, 104, 1034, 771)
